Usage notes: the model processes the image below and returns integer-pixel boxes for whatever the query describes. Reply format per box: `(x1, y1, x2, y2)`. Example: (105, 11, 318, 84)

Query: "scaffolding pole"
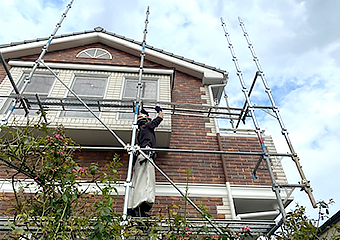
(0, 52, 29, 127)
(237, 17, 316, 208)
(24, 0, 74, 92)
(0, 5, 298, 235)
(0, 8, 230, 234)
(39, 60, 126, 147)
(4, 95, 242, 120)
(220, 17, 287, 220)
(121, 6, 150, 222)
(0, 0, 74, 127)
(137, 149, 224, 235)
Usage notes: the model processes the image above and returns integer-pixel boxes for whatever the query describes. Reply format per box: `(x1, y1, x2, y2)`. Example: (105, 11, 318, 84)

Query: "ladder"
(220, 17, 288, 219)
(237, 17, 316, 209)
(0, 0, 74, 128)
(220, 16, 317, 221)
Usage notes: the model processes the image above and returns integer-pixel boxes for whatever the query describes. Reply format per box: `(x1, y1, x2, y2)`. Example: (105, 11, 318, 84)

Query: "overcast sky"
(1, 0, 340, 223)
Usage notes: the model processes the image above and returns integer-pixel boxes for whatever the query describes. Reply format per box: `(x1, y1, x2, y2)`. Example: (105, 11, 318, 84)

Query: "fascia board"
(2, 32, 226, 84)
(0, 32, 100, 59)
(98, 33, 226, 82)
(0, 179, 293, 202)
(231, 185, 293, 200)
(8, 60, 174, 75)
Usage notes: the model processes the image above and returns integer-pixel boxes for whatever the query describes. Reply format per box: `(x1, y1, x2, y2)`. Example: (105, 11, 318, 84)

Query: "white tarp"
(128, 154, 155, 212)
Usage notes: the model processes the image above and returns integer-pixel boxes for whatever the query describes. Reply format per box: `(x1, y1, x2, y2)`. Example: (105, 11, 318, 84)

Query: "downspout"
(208, 81, 238, 220)
(208, 82, 228, 182)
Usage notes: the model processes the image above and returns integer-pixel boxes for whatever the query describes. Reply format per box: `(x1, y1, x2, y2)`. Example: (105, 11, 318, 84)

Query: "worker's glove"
(155, 106, 162, 113)
(141, 108, 149, 115)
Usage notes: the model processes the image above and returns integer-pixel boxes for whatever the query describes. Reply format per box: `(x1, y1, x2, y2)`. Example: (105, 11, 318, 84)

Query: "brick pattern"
(157, 71, 225, 184)
(0, 192, 15, 216)
(0, 42, 275, 220)
(0, 192, 223, 222)
(13, 43, 166, 69)
(0, 63, 8, 84)
(220, 136, 272, 185)
(152, 196, 225, 219)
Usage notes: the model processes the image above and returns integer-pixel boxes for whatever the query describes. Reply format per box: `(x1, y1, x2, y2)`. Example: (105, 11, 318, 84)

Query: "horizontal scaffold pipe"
(1, 96, 243, 119)
(0, 145, 292, 157)
(62, 146, 292, 157)
(140, 147, 292, 157)
(0, 96, 243, 113)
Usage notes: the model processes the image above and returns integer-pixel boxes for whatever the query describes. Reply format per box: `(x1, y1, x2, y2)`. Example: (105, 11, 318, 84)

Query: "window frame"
(118, 77, 159, 120)
(76, 48, 112, 59)
(59, 73, 110, 118)
(0, 71, 56, 115)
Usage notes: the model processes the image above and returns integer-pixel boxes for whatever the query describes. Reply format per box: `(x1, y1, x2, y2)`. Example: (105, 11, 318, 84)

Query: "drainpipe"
(208, 82, 239, 220)
(208, 83, 228, 182)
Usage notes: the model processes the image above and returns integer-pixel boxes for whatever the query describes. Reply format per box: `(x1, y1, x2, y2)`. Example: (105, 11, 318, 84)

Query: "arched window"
(76, 48, 112, 59)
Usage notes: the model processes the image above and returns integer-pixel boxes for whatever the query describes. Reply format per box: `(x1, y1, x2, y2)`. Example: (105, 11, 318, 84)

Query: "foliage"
(272, 199, 340, 240)
(0, 122, 254, 239)
(0, 122, 123, 239)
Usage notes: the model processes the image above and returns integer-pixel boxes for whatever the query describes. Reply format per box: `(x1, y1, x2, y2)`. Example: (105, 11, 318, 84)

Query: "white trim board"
(0, 179, 291, 200)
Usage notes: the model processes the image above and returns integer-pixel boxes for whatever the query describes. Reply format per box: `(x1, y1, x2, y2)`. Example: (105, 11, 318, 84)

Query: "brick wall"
(157, 71, 225, 184)
(0, 42, 274, 220)
(220, 136, 272, 185)
(0, 61, 10, 84)
(14, 43, 166, 69)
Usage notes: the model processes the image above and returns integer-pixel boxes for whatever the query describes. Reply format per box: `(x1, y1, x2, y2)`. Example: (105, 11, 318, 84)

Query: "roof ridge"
(0, 27, 226, 73)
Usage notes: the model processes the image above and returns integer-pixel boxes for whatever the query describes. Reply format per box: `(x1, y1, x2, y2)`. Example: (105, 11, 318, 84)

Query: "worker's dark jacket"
(138, 116, 163, 148)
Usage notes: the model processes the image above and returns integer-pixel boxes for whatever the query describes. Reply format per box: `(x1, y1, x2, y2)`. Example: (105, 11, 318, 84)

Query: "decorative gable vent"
(76, 48, 112, 59)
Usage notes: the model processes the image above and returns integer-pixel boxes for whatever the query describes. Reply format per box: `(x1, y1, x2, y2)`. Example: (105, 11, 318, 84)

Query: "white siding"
(0, 67, 172, 132)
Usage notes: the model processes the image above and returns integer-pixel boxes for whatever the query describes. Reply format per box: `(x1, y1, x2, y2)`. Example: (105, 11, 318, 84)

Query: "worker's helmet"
(137, 114, 151, 125)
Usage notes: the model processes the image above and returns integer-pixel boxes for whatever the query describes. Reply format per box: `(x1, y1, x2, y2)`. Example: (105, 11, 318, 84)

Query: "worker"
(128, 106, 163, 217)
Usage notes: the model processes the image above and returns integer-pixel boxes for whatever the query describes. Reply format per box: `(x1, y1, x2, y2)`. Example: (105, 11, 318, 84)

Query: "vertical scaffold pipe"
(20, 0, 74, 98)
(138, 149, 224, 235)
(122, 6, 150, 220)
(220, 17, 287, 219)
(1, 0, 73, 126)
(40, 61, 126, 147)
(0, 52, 29, 127)
(237, 17, 316, 208)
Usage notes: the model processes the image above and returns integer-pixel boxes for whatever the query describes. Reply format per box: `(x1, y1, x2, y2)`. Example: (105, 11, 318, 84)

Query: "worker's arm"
(155, 106, 163, 119)
(157, 110, 163, 119)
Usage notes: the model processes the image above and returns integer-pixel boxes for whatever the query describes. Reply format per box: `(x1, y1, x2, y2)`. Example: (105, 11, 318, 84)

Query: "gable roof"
(0, 27, 228, 85)
(319, 209, 340, 235)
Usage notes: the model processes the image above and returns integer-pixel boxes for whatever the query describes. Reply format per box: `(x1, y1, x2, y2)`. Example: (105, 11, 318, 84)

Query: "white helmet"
(137, 114, 151, 124)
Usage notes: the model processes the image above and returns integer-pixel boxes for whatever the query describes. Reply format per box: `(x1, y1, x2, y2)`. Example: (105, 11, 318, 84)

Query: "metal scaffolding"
(220, 17, 317, 223)
(0, 3, 316, 236)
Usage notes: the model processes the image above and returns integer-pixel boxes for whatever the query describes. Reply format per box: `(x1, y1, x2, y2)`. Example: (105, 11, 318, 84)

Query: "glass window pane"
(78, 52, 90, 58)
(63, 105, 100, 118)
(16, 74, 54, 95)
(86, 49, 96, 57)
(120, 79, 158, 120)
(123, 80, 138, 98)
(71, 77, 107, 97)
(63, 75, 107, 118)
(25, 75, 54, 94)
(4, 74, 55, 116)
(123, 79, 157, 99)
(142, 81, 157, 99)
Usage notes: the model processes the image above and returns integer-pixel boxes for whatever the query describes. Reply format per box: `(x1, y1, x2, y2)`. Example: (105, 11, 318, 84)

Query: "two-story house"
(0, 27, 293, 235)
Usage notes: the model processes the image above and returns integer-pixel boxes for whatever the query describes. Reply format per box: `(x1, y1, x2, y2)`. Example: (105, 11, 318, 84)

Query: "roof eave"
(0, 32, 228, 84)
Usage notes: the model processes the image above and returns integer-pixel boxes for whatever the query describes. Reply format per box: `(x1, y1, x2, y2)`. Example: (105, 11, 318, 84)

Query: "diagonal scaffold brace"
(0, 52, 29, 127)
(0, 0, 75, 127)
(237, 16, 317, 209)
(120, 6, 224, 236)
(220, 17, 287, 220)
